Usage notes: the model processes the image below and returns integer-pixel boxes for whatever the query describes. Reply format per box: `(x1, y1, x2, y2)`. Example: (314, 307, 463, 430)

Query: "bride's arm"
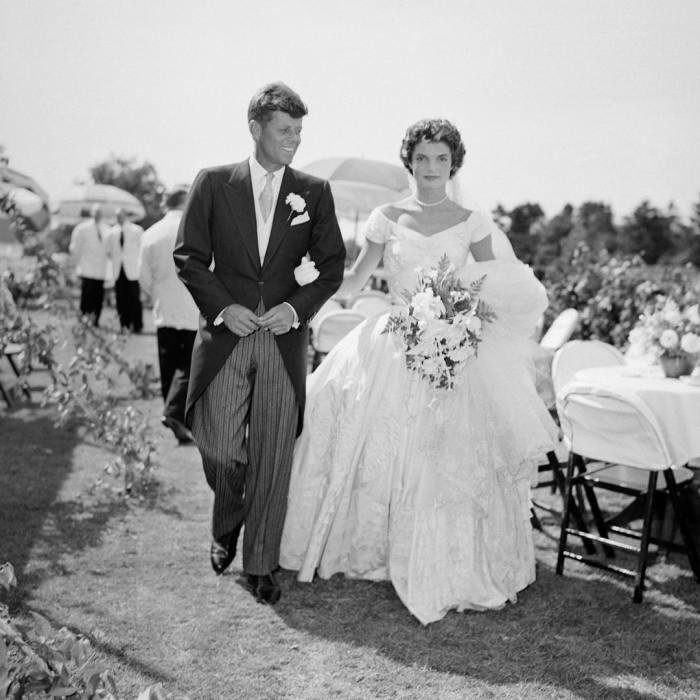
(470, 234, 495, 262)
(336, 240, 385, 297)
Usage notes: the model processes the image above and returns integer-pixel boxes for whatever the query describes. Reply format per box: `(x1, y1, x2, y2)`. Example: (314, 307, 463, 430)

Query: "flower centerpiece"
(628, 296, 700, 377)
(382, 255, 496, 390)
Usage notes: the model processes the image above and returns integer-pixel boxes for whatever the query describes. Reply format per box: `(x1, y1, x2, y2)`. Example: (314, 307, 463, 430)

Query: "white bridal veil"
(445, 172, 517, 261)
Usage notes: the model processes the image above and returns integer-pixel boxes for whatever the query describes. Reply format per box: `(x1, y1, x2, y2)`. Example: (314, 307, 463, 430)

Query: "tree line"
(84, 154, 700, 272)
(494, 198, 700, 276)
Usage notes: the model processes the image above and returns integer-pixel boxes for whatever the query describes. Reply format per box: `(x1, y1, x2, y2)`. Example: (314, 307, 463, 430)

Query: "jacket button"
(258, 281, 264, 288)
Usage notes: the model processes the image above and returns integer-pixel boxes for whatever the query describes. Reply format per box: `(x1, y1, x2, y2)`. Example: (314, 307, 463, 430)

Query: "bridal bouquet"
(383, 255, 497, 390)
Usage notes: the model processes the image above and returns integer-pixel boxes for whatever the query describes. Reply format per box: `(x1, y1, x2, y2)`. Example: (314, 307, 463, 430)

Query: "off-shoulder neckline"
(375, 208, 476, 238)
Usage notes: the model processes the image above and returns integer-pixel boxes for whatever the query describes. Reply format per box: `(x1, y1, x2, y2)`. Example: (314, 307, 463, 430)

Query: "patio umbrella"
(0, 165, 50, 202)
(7, 187, 50, 231)
(54, 183, 145, 225)
(299, 157, 411, 222)
(0, 166, 51, 233)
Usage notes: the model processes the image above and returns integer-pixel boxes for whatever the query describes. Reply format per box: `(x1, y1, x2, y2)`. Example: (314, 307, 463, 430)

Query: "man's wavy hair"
(399, 118, 466, 177)
(248, 82, 308, 123)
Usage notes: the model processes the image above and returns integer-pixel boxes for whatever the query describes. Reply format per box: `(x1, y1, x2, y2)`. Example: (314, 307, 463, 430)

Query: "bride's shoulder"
(364, 205, 398, 242)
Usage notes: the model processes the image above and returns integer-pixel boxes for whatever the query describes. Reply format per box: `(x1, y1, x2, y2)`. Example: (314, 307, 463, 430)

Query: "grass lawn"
(2, 307, 700, 699)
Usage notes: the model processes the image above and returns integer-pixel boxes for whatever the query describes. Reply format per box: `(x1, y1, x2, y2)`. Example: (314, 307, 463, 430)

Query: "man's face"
(251, 110, 303, 171)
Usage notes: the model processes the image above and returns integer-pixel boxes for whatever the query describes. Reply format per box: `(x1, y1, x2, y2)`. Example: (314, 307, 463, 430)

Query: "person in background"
(69, 204, 118, 326)
(139, 187, 198, 445)
(112, 208, 144, 333)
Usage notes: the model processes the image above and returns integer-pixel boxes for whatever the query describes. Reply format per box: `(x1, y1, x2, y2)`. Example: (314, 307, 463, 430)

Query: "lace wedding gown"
(280, 209, 558, 625)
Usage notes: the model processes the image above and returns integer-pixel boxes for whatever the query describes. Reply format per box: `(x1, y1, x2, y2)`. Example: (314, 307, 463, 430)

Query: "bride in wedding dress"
(279, 118, 558, 625)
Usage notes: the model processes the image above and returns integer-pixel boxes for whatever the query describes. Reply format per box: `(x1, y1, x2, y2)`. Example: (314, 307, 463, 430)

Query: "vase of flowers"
(628, 297, 700, 378)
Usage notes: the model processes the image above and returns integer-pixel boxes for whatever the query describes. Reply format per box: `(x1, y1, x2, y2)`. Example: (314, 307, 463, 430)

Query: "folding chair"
(556, 387, 700, 602)
(350, 294, 391, 317)
(531, 341, 626, 534)
(539, 308, 580, 353)
(309, 298, 343, 337)
(310, 310, 366, 370)
(551, 340, 625, 401)
(532, 308, 580, 412)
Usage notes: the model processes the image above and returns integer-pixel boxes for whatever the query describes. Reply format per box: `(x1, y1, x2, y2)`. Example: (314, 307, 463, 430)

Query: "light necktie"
(259, 172, 274, 222)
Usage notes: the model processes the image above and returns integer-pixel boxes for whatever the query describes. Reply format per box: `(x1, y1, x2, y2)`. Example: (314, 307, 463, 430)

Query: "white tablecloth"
(562, 365, 700, 467)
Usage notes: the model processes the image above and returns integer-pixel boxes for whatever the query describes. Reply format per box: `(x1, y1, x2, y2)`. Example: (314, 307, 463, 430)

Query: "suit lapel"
(222, 161, 260, 271)
(262, 167, 297, 270)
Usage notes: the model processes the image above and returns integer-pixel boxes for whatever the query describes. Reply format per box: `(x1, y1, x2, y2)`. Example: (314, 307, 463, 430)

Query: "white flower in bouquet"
(447, 344, 475, 364)
(411, 290, 445, 324)
(463, 313, 482, 334)
(443, 321, 468, 345)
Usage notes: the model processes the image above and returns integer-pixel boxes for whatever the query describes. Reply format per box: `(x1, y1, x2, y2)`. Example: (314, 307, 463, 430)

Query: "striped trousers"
(191, 318, 298, 576)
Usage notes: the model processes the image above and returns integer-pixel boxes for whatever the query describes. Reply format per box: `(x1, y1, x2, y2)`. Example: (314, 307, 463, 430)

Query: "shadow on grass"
(0, 409, 127, 598)
(38, 606, 176, 690)
(275, 552, 700, 698)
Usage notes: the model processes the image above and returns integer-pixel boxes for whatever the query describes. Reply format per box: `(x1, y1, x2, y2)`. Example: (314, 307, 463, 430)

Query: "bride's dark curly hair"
(399, 118, 466, 177)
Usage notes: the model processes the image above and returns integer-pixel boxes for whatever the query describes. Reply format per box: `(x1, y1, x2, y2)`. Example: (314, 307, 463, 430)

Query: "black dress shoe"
(255, 572, 281, 605)
(209, 523, 242, 575)
(161, 416, 194, 445)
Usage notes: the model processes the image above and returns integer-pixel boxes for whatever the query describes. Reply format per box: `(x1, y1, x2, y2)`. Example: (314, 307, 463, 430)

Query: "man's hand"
(258, 304, 294, 335)
(220, 304, 261, 336)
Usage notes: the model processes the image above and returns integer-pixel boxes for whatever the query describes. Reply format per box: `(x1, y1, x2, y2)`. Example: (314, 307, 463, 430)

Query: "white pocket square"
(290, 212, 310, 226)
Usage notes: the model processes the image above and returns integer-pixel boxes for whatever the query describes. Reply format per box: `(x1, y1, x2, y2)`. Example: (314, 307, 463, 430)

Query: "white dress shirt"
(139, 210, 200, 330)
(249, 156, 284, 263)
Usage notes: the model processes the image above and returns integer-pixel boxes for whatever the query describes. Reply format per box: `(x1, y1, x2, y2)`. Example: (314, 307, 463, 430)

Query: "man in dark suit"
(174, 82, 345, 604)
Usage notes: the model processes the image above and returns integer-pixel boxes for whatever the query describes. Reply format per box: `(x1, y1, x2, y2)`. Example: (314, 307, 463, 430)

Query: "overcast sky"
(2, 0, 699, 219)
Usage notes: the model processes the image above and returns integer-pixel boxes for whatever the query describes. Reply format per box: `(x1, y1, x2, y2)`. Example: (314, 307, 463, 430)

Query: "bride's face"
(411, 140, 452, 191)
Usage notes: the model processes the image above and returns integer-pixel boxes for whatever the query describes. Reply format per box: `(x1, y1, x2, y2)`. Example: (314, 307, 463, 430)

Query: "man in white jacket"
(139, 187, 199, 444)
(69, 204, 118, 326)
(112, 209, 144, 333)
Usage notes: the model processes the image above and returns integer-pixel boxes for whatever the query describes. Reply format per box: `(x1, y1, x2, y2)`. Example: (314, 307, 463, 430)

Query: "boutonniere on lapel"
(286, 193, 310, 226)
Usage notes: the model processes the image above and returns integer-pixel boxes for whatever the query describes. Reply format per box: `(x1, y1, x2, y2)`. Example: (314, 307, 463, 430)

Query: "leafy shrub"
(1, 563, 182, 699)
(543, 243, 700, 348)
(44, 317, 158, 497)
(0, 562, 119, 699)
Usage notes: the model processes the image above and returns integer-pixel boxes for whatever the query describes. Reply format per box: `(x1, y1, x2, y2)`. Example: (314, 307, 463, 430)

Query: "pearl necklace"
(414, 193, 448, 207)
